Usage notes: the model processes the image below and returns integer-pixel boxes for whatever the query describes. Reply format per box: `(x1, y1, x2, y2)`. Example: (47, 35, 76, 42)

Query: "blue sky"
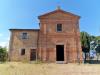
(0, 0, 100, 47)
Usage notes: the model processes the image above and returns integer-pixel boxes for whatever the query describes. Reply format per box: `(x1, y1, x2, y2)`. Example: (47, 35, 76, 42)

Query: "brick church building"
(9, 7, 82, 63)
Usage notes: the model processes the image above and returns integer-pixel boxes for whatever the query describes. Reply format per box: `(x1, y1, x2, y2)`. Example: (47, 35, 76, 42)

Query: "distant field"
(0, 62, 100, 75)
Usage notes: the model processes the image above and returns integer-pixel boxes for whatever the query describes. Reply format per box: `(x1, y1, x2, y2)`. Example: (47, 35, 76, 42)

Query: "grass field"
(0, 62, 100, 75)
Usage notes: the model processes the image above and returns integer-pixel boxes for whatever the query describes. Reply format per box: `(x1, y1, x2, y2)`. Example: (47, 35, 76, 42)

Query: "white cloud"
(0, 33, 3, 37)
(0, 41, 9, 47)
(0, 37, 10, 51)
(0, 42, 7, 47)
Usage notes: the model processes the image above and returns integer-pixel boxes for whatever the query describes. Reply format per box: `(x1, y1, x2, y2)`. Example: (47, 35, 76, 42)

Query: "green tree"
(90, 36, 97, 50)
(0, 46, 8, 62)
(81, 31, 91, 63)
(90, 35, 96, 42)
(96, 36, 100, 40)
(81, 31, 90, 52)
(95, 44, 100, 61)
(95, 36, 100, 45)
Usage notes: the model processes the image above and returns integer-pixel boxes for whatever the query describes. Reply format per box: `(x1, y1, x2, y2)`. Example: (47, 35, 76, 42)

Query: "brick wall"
(9, 30, 39, 61)
(38, 9, 82, 63)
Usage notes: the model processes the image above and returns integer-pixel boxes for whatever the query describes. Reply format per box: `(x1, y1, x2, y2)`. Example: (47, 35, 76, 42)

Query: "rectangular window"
(57, 24, 62, 32)
(21, 49, 25, 55)
(22, 33, 28, 39)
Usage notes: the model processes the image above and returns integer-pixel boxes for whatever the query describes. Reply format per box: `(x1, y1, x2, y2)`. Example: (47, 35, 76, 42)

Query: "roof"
(38, 8, 80, 19)
(9, 29, 40, 31)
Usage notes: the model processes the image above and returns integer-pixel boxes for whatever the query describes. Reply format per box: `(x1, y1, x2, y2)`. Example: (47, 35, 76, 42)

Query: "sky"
(0, 0, 100, 47)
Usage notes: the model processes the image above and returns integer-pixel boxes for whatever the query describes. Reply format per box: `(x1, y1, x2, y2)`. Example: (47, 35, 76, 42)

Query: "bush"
(0, 47, 8, 62)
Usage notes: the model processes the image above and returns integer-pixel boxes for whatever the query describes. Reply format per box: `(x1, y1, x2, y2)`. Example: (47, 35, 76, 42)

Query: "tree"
(81, 31, 90, 52)
(96, 36, 100, 41)
(0, 46, 8, 62)
(95, 36, 100, 45)
(80, 31, 92, 63)
(95, 44, 100, 61)
(90, 36, 96, 42)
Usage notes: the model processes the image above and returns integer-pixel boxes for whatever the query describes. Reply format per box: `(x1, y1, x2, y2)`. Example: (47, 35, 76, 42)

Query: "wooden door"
(30, 49, 36, 61)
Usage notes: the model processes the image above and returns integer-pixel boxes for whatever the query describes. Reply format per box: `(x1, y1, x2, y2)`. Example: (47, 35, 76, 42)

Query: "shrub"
(0, 46, 8, 62)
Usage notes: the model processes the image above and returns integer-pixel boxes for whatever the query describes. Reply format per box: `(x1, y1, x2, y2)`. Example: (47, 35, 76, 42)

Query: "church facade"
(9, 8, 82, 63)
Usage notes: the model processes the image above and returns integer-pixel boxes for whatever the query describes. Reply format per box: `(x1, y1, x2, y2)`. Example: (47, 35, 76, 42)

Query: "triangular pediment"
(38, 9, 80, 19)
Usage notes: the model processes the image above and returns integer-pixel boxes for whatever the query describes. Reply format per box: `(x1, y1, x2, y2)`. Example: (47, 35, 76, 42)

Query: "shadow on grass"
(84, 60, 100, 64)
(89, 60, 100, 64)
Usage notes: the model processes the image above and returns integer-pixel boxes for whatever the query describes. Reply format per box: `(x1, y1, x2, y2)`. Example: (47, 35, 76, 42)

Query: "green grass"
(0, 62, 100, 75)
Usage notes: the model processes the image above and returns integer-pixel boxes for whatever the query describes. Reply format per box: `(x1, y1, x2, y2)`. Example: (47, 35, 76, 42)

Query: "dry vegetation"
(0, 62, 100, 75)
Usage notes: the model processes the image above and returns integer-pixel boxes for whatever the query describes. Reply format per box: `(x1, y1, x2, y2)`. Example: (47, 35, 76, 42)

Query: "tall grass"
(0, 62, 100, 75)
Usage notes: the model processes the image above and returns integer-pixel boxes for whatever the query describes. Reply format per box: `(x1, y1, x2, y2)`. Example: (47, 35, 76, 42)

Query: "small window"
(57, 24, 62, 32)
(21, 49, 25, 55)
(22, 33, 28, 39)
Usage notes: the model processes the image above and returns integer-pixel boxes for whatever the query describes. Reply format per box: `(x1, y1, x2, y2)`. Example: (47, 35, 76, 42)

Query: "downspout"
(45, 24, 47, 61)
(46, 24, 48, 61)
(76, 20, 80, 63)
(36, 23, 40, 62)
